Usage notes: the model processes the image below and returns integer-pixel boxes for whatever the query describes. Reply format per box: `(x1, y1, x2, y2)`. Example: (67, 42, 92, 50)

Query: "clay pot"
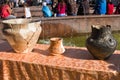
(86, 25, 117, 60)
(48, 37, 65, 55)
(2, 18, 42, 53)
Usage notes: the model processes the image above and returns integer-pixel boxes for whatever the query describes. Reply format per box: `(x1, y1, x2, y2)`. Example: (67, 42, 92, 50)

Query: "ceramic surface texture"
(48, 37, 65, 55)
(86, 25, 117, 60)
(2, 19, 42, 53)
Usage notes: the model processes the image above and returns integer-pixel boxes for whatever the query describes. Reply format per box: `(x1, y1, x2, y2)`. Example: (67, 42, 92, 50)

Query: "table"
(0, 41, 120, 80)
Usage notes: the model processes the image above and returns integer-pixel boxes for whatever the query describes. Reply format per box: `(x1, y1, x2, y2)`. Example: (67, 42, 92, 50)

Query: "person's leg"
(58, 13, 66, 17)
(4, 15, 16, 20)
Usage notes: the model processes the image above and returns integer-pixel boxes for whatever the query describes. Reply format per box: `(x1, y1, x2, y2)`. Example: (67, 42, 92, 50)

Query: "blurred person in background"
(0, 0, 16, 19)
(106, 0, 114, 15)
(45, 0, 52, 5)
(26, 0, 33, 6)
(82, 0, 90, 15)
(9, 0, 14, 8)
(114, 1, 120, 14)
(57, 0, 67, 17)
(64, 0, 73, 16)
(18, 0, 25, 7)
(42, 2, 52, 17)
(93, 0, 106, 15)
(76, 0, 90, 15)
(23, 2, 31, 18)
(14, 0, 19, 7)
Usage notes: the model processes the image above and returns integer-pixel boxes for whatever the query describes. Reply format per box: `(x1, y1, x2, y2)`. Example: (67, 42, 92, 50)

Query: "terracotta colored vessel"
(48, 37, 65, 55)
(2, 18, 42, 53)
(86, 25, 117, 60)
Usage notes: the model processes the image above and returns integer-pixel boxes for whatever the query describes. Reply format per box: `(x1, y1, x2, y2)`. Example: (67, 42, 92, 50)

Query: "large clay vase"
(48, 37, 65, 55)
(86, 25, 117, 60)
(2, 18, 42, 53)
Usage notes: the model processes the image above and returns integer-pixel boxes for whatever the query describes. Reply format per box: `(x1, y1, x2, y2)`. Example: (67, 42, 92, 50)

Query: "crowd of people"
(41, 0, 120, 17)
(1, 0, 120, 19)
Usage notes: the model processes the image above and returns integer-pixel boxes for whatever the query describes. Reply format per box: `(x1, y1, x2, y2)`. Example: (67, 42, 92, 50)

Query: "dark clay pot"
(86, 25, 117, 60)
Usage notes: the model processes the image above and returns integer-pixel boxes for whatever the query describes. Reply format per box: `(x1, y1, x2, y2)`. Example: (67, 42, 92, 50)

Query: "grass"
(113, 32, 120, 50)
(38, 32, 120, 50)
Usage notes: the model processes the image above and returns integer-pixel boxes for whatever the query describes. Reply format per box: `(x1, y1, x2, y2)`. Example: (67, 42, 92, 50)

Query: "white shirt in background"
(25, 7, 31, 18)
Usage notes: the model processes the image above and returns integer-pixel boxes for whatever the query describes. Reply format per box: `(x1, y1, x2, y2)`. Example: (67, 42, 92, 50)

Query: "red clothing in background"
(57, 3, 66, 14)
(107, 2, 114, 14)
(0, 5, 10, 18)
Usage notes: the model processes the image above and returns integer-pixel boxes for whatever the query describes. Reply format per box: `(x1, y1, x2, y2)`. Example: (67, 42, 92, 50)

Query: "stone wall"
(39, 15, 120, 38)
(1, 15, 120, 39)
(13, 6, 43, 18)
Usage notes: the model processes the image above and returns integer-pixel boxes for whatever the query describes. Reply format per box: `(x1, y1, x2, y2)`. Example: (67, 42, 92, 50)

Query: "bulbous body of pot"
(86, 25, 117, 60)
(48, 37, 65, 55)
(2, 19, 42, 53)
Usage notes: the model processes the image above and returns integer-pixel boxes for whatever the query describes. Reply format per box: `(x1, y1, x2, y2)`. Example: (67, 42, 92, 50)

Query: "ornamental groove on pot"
(2, 18, 42, 53)
(86, 25, 117, 60)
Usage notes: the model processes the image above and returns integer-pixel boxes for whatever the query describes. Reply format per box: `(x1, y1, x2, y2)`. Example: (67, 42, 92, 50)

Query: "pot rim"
(2, 18, 32, 25)
(50, 37, 62, 41)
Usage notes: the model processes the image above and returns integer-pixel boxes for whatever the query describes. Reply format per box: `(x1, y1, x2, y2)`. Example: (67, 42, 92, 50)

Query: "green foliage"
(38, 32, 120, 50)
(113, 32, 120, 50)
(63, 35, 89, 47)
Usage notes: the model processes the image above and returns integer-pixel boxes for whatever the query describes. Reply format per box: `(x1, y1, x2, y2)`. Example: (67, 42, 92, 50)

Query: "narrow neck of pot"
(91, 26, 111, 39)
(50, 38, 63, 46)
